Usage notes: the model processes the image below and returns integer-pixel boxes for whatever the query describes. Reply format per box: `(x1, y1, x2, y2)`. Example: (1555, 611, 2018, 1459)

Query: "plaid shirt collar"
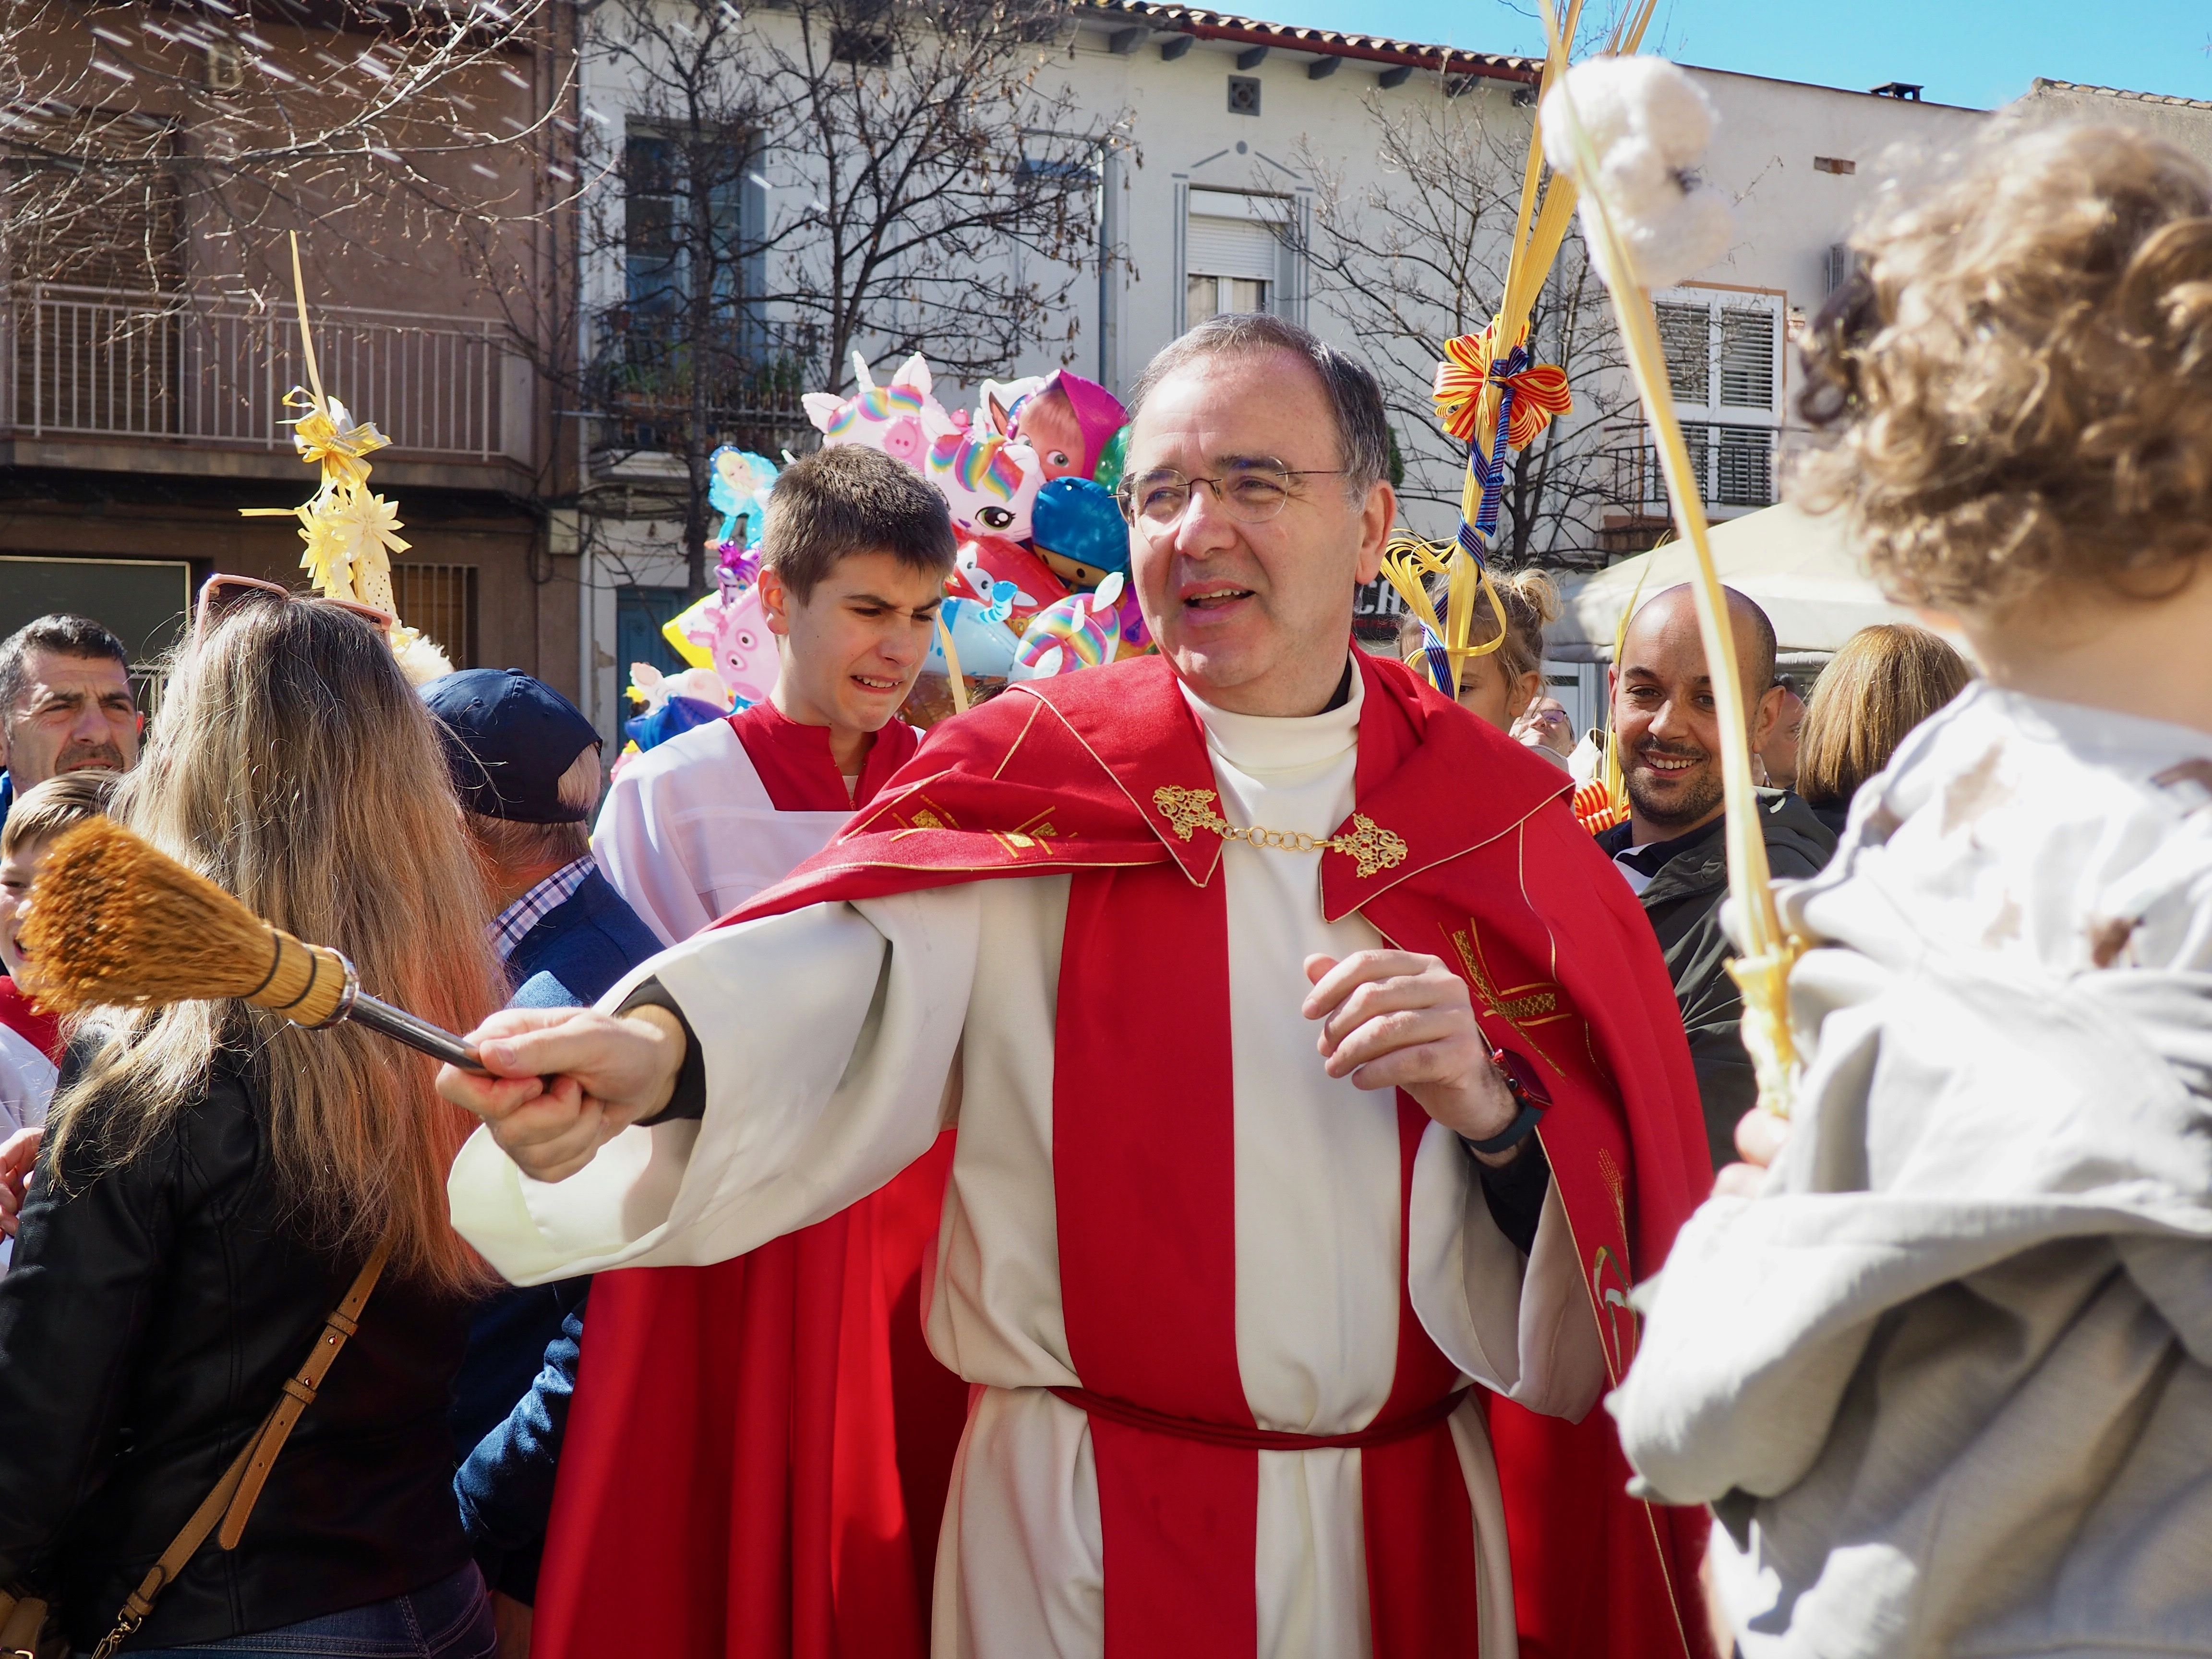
(491, 854, 598, 963)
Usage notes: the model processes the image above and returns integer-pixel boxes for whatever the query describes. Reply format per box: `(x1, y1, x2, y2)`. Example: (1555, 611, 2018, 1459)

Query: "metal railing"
(1609, 421, 1779, 513)
(1, 282, 521, 461)
(583, 308, 823, 455)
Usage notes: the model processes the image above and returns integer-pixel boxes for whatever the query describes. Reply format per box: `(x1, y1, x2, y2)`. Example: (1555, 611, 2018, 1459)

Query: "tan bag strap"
(90, 1236, 392, 1659)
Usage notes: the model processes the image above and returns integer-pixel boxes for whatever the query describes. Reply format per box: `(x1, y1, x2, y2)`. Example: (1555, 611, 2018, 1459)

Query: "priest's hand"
(1302, 951, 1521, 1162)
(435, 1005, 688, 1183)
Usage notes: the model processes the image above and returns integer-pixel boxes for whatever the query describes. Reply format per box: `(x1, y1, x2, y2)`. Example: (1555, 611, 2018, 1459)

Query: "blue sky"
(1248, 1, 2212, 111)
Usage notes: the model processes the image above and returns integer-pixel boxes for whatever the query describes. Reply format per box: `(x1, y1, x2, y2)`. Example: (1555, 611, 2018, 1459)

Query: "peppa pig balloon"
(926, 428, 1044, 541)
(801, 352, 959, 472)
(664, 580, 778, 709)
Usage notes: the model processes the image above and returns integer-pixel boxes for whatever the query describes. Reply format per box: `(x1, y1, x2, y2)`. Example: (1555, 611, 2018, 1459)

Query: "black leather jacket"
(0, 1049, 474, 1652)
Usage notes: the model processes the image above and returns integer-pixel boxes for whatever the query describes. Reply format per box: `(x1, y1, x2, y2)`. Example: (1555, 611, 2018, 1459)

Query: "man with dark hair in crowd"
(0, 614, 142, 820)
(1598, 584, 1836, 1168)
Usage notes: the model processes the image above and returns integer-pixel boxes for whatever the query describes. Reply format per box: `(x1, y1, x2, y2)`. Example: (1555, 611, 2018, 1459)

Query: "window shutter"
(1655, 302, 1711, 404)
(1719, 307, 1777, 410)
(1185, 214, 1279, 281)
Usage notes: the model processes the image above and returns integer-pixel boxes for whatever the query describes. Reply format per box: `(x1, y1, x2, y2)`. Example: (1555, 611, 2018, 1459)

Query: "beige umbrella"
(1548, 500, 1921, 663)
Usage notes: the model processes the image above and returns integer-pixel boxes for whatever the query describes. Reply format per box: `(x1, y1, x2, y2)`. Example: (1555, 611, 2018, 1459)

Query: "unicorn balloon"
(802, 352, 960, 471)
(925, 428, 1043, 541)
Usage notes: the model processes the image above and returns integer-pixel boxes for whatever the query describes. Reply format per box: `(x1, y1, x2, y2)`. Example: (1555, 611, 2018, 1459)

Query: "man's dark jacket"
(449, 863, 660, 1603)
(1597, 789, 1835, 1168)
(504, 866, 663, 1012)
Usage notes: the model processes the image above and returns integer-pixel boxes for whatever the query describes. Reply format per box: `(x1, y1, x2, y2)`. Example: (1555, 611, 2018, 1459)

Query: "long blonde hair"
(48, 597, 503, 1293)
(1796, 623, 1972, 812)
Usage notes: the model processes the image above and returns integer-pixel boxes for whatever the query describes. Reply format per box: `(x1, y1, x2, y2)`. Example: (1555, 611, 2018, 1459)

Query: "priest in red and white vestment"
(443, 315, 1716, 1659)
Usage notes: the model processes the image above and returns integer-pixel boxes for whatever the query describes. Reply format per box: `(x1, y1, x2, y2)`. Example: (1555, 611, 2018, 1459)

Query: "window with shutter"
(1655, 303, 1710, 404)
(1182, 191, 1302, 332)
(1719, 307, 1777, 410)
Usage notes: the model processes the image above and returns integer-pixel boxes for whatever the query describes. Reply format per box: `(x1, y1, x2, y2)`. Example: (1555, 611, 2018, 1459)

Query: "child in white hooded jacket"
(1610, 122, 2212, 1659)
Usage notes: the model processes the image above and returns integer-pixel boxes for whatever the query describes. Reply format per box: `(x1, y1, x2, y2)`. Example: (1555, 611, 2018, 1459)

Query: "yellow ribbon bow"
(1431, 324, 1575, 452)
(286, 390, 388, 493)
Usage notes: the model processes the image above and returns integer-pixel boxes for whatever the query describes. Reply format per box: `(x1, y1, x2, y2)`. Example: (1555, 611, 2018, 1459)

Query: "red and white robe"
(455, 653, 1714, 1659)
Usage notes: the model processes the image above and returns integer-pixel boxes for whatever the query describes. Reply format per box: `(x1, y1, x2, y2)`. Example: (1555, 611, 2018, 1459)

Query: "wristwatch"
(1461, 1045, 1551, 1156)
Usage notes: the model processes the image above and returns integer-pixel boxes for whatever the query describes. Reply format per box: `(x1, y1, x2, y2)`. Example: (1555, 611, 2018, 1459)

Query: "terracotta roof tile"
(1074, 0, 1540, 83)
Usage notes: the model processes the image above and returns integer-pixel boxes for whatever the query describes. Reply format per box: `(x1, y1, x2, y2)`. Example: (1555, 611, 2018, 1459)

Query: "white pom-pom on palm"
(1540, 56, 1734, 292)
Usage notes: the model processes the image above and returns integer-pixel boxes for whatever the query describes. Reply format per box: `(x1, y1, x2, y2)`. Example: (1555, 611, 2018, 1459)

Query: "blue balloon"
(1031, 478, 1129, 579)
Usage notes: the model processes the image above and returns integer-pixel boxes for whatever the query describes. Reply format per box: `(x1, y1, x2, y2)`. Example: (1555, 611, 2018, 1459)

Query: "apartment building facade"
(0, 0, 578, 702)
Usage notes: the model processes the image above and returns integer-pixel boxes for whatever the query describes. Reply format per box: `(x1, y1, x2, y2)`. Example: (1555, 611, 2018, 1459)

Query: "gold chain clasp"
(1151, 786, 1408, 879)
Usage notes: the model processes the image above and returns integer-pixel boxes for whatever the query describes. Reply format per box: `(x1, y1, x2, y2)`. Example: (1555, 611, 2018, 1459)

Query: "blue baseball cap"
(423, 668, 601, 823)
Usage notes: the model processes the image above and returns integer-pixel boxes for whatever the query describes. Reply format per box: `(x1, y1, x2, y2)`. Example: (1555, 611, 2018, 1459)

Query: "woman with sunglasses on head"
(0, 583, 505, 1658)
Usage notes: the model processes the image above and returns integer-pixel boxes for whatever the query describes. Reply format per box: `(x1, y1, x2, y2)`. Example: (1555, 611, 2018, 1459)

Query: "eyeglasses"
(1118, 461, 1347, 529)
(192, 575, 395, 643)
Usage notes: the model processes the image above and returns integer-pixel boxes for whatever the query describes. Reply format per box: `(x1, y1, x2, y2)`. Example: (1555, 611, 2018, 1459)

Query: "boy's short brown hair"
(2, 768, 120, 859)
(760, 445, 957, 602)
(1796, 124, 2212, 617)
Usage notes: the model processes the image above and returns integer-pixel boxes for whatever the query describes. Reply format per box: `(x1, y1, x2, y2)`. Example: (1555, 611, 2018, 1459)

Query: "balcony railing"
(1, 283, 526, 462)
(1610, 421, 1779, 513)
(584, 308, 822, 456)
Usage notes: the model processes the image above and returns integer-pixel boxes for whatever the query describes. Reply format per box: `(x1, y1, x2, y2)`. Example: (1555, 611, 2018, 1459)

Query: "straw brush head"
(20, 817, 353, 1027)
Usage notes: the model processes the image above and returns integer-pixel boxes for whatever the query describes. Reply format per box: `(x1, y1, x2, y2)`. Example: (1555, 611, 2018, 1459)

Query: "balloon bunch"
(614, 446, 780, 766)
(801, 353, 1145, 707)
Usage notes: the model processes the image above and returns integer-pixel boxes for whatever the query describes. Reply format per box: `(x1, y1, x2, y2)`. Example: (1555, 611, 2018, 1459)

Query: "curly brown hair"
(1794, 123, 2212, 616)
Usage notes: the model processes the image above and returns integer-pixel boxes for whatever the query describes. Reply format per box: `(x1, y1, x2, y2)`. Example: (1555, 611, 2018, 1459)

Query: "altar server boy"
(595, 444, 956, 943)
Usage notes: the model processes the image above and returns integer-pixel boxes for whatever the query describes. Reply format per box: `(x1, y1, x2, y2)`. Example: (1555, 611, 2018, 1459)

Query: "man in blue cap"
(426, 667, 660, 1009)
(423, 667, 661, 1645)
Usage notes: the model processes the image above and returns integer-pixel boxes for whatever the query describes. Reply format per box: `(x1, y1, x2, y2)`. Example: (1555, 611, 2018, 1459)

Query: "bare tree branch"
(562, 0, 1123, 593)
(1295, 85, 1631, 571)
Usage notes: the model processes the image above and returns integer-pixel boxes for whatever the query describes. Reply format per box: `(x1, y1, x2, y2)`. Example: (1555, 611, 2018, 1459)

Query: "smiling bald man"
(1597, 584, 1836, 1167)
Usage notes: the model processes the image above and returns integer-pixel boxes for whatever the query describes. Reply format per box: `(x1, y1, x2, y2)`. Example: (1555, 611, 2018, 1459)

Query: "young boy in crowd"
(594, 443, 956, 943)
(1610, 124, 2212, 1656)
(460, 442, 962, 1658)
(0, 769, 119, 1259)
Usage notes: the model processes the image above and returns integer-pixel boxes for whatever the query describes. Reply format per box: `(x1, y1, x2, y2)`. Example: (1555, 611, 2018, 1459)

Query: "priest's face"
(1124, 349, 1394, 716)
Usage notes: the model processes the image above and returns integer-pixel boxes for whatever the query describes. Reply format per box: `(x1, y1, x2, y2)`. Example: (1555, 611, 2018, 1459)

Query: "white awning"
(1548, 500, 1929, 663)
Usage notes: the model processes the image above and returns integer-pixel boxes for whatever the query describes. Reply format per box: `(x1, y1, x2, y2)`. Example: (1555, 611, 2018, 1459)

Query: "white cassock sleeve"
(1407, 1121, 1610, 1421)
(447, 888, 975, 1285)
(591, 719, 851, 946)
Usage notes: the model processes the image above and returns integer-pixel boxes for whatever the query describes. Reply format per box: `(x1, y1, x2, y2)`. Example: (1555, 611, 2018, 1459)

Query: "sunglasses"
(192, 575, 395, 643)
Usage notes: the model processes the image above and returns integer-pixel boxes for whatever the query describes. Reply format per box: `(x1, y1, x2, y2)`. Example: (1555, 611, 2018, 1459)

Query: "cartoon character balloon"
(1005, 371, 1130, 482)
(708, 446, 779, 546)
(1031, 476, 1130, 591)
(957, 534, 1067, 625)
(665, 579, 777, 709)
(802, 352, 960, 470)
(926, 572, 1025, 679)
(926, 429, 1043, 541)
